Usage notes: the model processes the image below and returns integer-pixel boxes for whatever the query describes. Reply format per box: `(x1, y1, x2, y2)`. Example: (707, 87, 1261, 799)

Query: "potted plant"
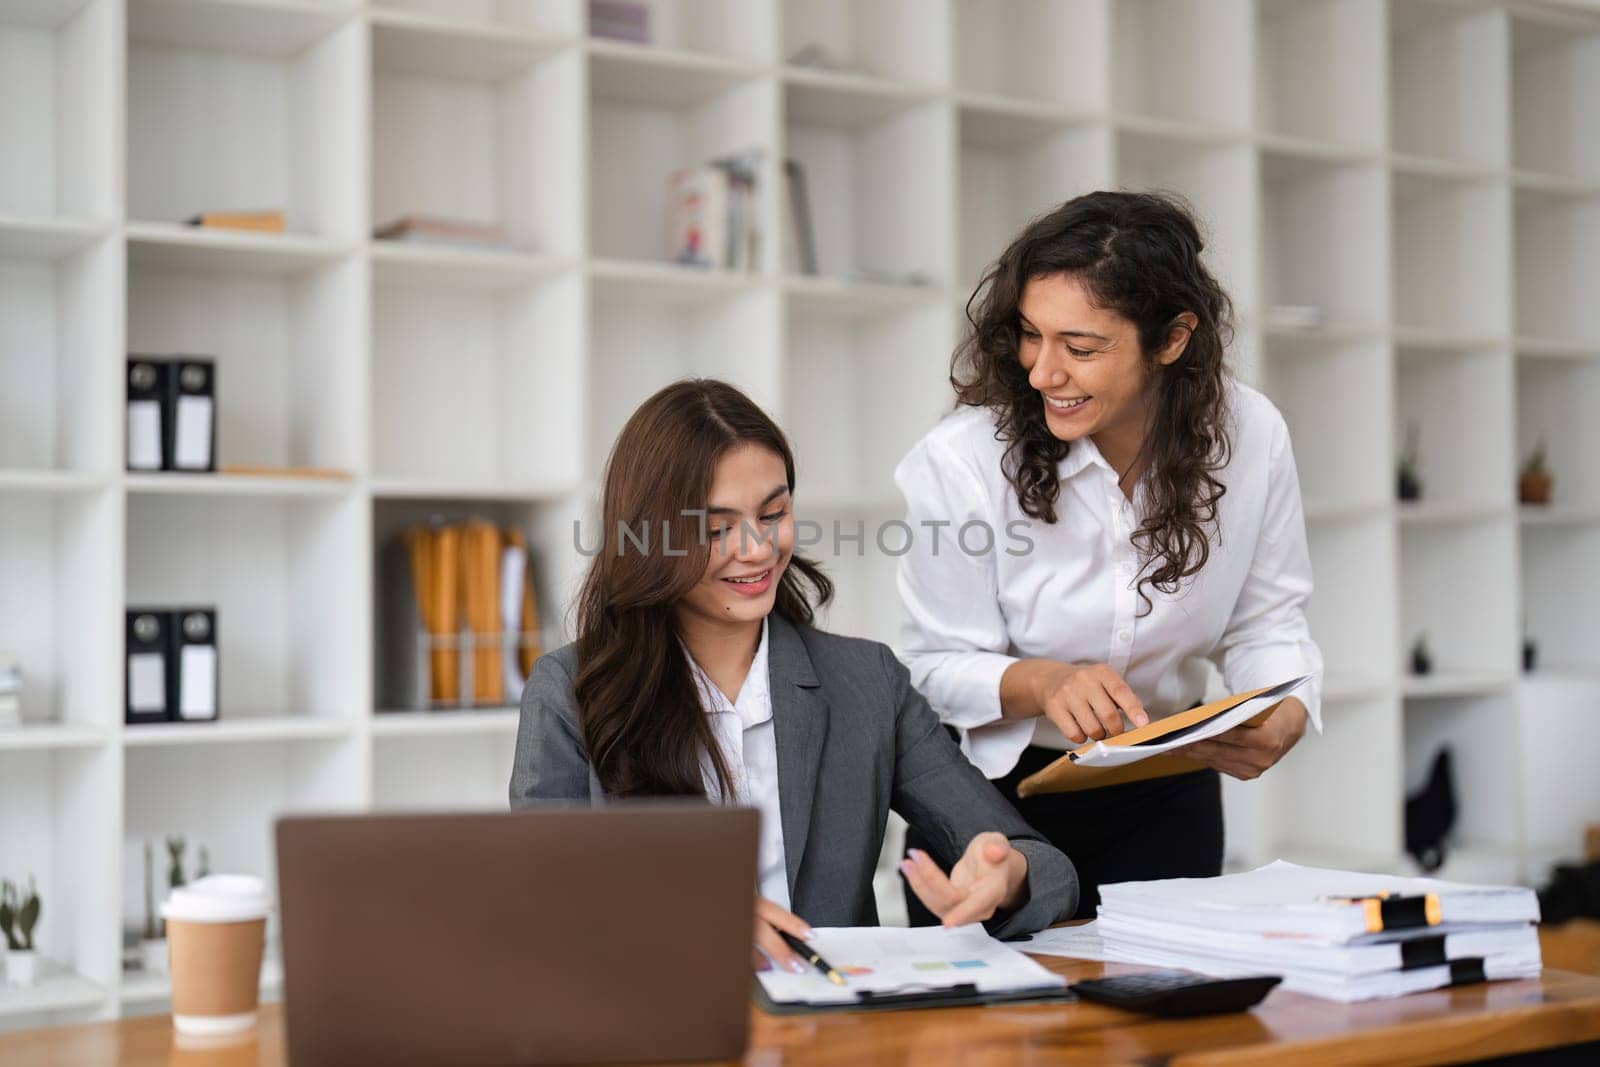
(139, 840, 167, 975)
(1397, 424, 1423, 503)
(1, 877, 41, 987)
(1519, 440, 1553, 506)
(1410, 634, 1433, 676)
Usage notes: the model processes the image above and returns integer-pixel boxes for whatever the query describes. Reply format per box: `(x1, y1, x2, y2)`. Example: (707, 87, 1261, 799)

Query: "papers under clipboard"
(755, 925, 1068, 1015)
(1015, 676, 1312, 797)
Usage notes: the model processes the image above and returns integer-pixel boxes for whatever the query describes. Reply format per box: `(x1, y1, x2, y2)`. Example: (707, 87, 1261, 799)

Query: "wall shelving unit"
(3, 0, 1599, 1032)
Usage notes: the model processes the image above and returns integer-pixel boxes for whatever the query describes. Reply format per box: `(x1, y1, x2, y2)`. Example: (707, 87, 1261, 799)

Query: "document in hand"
(1017, 675, 1311, 796)
(756, 924, 1065, 1012)
(1094, 861, 1542, 1002)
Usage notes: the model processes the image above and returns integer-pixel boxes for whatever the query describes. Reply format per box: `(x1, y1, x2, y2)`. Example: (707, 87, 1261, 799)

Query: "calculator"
(1069, 970, 1282, 1017)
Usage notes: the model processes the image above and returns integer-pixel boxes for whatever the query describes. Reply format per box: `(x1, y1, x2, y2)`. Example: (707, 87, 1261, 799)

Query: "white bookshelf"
(2, 0, 1599, 1031)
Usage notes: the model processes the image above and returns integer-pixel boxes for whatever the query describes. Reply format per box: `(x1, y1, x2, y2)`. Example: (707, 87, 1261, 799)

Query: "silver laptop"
(276, 806, 759, 1066)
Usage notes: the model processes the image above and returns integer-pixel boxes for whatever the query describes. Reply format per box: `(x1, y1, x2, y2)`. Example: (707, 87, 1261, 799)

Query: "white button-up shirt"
(687, 619, 790, 908)
(894, 382, 1324, 780)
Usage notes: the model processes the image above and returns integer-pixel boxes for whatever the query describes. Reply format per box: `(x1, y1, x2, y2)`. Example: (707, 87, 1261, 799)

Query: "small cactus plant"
(166, 835, 187, 891)
(0, 878, 41, 951)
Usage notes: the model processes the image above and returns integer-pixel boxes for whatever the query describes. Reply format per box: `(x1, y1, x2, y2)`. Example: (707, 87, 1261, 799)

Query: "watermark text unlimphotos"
(572, 511, 1037, 559)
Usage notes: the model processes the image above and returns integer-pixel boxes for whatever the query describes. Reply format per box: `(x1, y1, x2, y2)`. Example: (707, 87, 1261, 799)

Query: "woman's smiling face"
(1015, 272, 1163, 448)
(678, 442, 795, 629)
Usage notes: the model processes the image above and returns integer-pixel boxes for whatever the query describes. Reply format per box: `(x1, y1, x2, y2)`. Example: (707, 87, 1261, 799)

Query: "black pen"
(778, 929, 846, 986)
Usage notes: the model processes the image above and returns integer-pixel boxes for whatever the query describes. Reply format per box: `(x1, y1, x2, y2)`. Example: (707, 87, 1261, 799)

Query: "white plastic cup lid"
(161, 875, 270, 924)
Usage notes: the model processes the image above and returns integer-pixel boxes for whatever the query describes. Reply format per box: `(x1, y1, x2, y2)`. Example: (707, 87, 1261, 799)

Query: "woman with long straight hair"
(897, 191, 1324, 921)
(512, 379, 1074, 972)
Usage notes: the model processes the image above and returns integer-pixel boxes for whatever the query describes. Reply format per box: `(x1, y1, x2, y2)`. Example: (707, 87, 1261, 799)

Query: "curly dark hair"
(953, 190, 1234, 611)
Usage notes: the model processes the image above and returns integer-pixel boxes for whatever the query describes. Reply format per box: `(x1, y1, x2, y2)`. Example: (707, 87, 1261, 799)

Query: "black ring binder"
(1400, 935, 1448, 970)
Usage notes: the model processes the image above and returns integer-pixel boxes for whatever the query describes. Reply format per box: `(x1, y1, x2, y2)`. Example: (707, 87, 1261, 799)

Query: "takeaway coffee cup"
(161, 875, 270, 1036)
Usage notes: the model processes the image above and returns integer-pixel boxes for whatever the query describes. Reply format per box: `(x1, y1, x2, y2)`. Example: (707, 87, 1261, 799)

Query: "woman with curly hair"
(897, 191, 1324, 921)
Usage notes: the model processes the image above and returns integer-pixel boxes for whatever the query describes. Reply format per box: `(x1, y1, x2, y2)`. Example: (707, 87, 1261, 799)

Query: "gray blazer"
(510, 614, 1077, 938)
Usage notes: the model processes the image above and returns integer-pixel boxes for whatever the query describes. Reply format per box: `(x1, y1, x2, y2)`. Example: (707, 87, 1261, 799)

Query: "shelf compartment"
(957, 112, 1109, 291)
(1522, 522, 1600, 677)
(0, 238, 120, 475)
(372, 271, 582, 491)
(1511, 14, 1600, 182)
(375, 730, 514, 810)
(1399, 518, 1518, 678)
(1260, 152, 1387, 330)
(785, 86, 951, 286)
(122, 738, 367, 940)
(1388, 0, 1509, 169)
(1111, 0, 1251, 131)
(1260, 695, 1402, 864)
(127, 251, 364, 474)
(1304, 514, 1396, 684)
(126, 492, 367, 722)
(1256, 0, 1384, 150)
(952, 0, 1108, 110)
(1260, 337, 1389, 514)
(780, 0, 947, 87)
(0, 490, 120, 729)
(371, 497, 569, 716)
(1515, 356, 1600, 512)
(1517, 676, 1600, 864)
(373, 29, 582, 258)
(1392, 171, 1511, 339)
(0, 746, 122, 1007)
(1403, 692, 1523, 870)
(783, 295, 947, 506)
(590, 64, 770, 267)
(1513, 188, 1600, 348)
(0, 0, 117, 222)
(127, 8, 364, 239)
(588, 278, 779, 475)
(588, 0, 772, 65)
(1395, 345, 1514, 511)
(1114, 130, 1257, 316)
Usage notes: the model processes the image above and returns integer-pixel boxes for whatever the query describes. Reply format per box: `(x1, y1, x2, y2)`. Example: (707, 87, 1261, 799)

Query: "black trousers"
(905, 744, 1224, 923)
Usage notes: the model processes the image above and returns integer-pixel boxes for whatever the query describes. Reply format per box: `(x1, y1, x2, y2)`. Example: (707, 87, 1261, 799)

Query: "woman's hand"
(752, 897, 814, 974)
(1180, 697, 1308, 780)
(899, 831, 1029, 927)
(1001, 659, 1149, 742)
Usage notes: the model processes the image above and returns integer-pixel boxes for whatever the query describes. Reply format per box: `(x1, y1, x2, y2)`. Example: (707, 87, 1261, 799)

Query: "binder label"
(179, 645, 217, 719)
(129, 653, 167, 713)
(128, 400, 163, 470)
(174, 394, 214, 470)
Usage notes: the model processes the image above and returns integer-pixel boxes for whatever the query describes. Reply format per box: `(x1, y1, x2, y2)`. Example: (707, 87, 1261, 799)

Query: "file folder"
(126, 358, 171, 471)
(167, 358, 217, 472)
(126, 610, 172, 724)
(172, 608, 219, 721)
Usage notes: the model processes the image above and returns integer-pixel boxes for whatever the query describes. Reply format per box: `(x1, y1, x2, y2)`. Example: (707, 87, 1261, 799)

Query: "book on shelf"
(373, 215, 511, 249)
(784, 159, 818, 275)
(185, 210, 285, 233)
(589, 0, 650, 44)
(667, 151, 763, 272)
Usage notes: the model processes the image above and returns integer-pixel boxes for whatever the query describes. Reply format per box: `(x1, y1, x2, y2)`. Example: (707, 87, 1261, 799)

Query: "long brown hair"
(573, 379, 833, 798)
(954, 190, 1234, 611)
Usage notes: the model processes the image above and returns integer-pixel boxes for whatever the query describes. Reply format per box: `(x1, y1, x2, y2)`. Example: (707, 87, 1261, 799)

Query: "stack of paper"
(1095, 861, 1541, 1002)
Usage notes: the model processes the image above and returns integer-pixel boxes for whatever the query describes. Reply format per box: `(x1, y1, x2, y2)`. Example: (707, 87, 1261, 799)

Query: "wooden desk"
(4, 957, 1599, 1066)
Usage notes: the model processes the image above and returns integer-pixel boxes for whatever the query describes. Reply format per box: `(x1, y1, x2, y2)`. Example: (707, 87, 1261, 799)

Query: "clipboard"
(753, 981, 1074, 1016)
(1016, 676, 1308, 797)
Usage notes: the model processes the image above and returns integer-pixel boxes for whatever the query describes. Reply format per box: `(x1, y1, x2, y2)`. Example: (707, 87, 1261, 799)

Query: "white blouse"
(686, 619, 791, 908)
(893, 381, 1324, 780)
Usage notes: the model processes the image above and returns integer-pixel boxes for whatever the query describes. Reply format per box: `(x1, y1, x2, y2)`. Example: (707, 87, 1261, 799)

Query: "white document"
(756, 924, 1065, 1007)
(128, 652, 167, 713)
(1015, 920, 1115, 962)
(1070, 676, 1310, 768)
(173, 394, 213, 470)
(179, 645, 217, 719)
